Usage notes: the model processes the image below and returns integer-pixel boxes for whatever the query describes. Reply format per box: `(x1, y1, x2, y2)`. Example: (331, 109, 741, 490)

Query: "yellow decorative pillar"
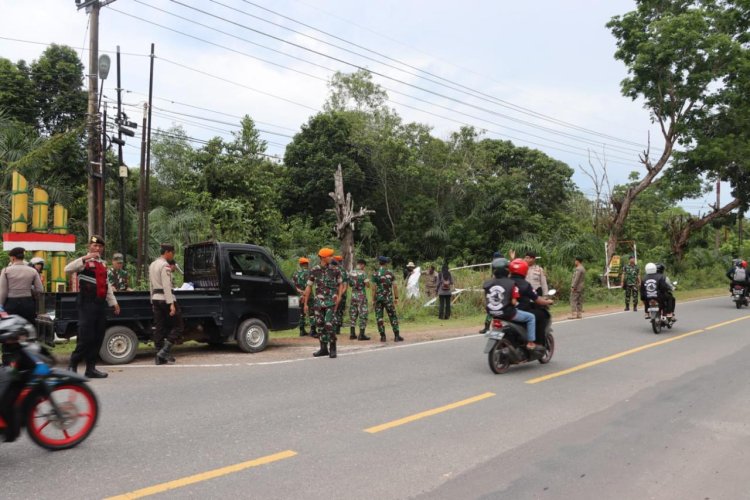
(50, 205, 69, 293)
(32, 188, 50, 291)
(11, 172, 28, 233)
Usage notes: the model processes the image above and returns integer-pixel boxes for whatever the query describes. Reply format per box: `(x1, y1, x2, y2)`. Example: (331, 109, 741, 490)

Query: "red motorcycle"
(0, 316, 98, 450)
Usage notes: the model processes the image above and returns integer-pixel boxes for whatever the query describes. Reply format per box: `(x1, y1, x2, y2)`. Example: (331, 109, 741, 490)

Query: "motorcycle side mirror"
(673, 281, 678, 286)
(547, 289, 557, 297)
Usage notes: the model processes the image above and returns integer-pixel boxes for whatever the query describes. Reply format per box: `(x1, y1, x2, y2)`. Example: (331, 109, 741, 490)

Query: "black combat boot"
(479, 320, 490, 334)
(329, 340, 337, 358)
(358, 328, 370, 341)
(156, 340, 174, 365)
(313, 340, 329, 357)
(349, 327, 357, 340)
(84, 362, 108, 378)
(299, 325, 308, 337)
(394, 332, 404, 342)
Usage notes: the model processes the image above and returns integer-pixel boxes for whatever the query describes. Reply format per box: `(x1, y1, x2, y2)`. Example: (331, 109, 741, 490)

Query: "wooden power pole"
(329, 165, 374, 271)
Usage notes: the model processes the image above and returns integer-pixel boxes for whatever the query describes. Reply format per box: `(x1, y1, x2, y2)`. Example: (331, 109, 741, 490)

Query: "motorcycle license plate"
(648, 307, 660, 312)
(486, 330, 505, 340)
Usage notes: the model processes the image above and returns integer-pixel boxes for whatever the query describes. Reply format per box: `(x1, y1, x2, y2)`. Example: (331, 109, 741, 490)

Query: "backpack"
(734, 267, 747, 282)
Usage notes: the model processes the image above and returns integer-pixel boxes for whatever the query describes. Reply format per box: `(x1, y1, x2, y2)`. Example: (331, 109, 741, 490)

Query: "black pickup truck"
(36, 242, 300, 364)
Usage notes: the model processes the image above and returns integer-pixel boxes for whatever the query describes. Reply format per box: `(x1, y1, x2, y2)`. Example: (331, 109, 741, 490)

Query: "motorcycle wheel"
(539, 333, 555, 364)
(651, 318, 662, 334)
(737, 300, 742, 309)
(488, 339, 511, 374)
(25, 381, 99, 451)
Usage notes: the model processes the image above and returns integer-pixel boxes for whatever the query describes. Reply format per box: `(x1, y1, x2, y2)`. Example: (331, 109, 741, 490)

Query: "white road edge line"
(113, 295, 727, 369)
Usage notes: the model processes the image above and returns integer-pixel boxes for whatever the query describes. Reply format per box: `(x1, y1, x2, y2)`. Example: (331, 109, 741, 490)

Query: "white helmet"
(30, 257, 45, 266)
(645, 262, 657, 274)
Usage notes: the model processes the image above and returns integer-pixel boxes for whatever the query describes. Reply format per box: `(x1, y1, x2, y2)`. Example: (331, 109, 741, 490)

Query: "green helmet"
(491, 258, 509, 278)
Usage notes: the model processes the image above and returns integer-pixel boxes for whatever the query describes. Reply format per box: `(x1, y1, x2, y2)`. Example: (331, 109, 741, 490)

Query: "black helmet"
(656, 263, 665, 274)
(491, 258, 509, 278)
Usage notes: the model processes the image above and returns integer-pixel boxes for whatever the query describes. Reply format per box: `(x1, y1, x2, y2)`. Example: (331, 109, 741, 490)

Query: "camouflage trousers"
(333, 295, 347, 335)
(374, 300, 399, 335)
(349, 297, 369, 329)
(300, 298, 314, 333)
(314, 305, 336, 343)
(624, 284, 638, 308)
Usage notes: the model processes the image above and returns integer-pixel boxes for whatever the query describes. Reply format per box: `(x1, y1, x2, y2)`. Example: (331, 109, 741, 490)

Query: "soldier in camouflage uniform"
(620, 255, 640, 311)
(293, 257, 313, 337)
(371, 256, 403, 342)
(107, 253, 130, 292)
(331, 255, 351, 339)
(349, 258, 371, 341)
(302, 248, 343, 358)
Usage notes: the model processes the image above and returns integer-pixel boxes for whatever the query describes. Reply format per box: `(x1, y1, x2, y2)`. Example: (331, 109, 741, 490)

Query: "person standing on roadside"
(332, 255, 351, 339)
(424, 265, 438, 300)
(107, 253, 130, 291)
(303, 248, 343, 358)
(348, 258, 371, 341)
(437, 263, 453, 320)
(293, 257, 312, 337)
(569, 257, 586, 319)
(524, 251, 549, 296)
(620, 255, 640, 311)
(64, 236, 120, 378)
(150, 244, 183, 365)
(0, 247, 44, 365)
(372, 256, 403, 342)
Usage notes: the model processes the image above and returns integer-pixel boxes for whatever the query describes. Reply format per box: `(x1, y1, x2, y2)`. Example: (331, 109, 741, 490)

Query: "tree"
(605, 0, 744, 264)
(0, 58, 36, 126)
(31, 44, 87, 135)
(324, 70, 387, 112)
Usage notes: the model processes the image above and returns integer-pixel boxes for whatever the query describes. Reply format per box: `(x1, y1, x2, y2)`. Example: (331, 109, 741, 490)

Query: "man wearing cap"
(293, 257, 312, 337)
(620, 255, 640, 311)
(348, 258, 371, 341)
(108, 253, 130, 292)
(302, 248, 344, 358)
(524, 251, 549, 296)
(0, 247, 44, 365)
(372, 256, 403, 342)
(150, 244, 183, 365)
(64, 236, 121, 378)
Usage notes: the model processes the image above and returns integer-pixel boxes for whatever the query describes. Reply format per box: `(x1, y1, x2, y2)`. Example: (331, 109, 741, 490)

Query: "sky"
(0, 0, 716, 213)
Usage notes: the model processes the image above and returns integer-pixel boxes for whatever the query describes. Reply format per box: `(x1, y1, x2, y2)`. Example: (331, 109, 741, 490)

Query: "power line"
(171, 0, 650, 153)
(106, 6, 644, 163)
(231, 0, 650, 150)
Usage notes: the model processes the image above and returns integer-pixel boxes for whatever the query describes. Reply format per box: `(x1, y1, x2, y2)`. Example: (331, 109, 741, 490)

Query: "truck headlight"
(288, 296, 300, 308)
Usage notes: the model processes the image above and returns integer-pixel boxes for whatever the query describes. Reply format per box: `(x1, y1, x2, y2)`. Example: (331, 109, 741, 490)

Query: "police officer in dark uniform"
(64, 235, 121, 378)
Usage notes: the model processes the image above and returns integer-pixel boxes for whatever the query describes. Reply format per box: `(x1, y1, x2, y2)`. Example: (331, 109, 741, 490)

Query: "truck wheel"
(99, 326, 138, 365)
(236, 318, 269, 353)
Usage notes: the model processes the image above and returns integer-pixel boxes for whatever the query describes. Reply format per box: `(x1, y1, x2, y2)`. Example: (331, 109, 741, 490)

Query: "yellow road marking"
(364, 392, 495, 433)
(527, 314, 750, 384)
(105, 450, 297, 499)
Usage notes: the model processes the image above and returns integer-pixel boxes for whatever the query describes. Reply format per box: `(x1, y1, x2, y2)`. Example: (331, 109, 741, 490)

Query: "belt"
(152, 288, 165, 294)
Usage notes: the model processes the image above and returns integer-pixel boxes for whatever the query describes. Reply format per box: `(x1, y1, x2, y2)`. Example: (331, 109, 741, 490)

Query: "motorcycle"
(0, 315, 99, 450)
(484, 290, 556, 374)
(645, 298, 675, 334)
(731, 284, 748, 309)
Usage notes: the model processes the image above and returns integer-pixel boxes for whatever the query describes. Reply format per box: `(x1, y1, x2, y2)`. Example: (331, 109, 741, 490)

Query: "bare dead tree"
(328, 164, 374, 271)
(579, 148, 613, 236)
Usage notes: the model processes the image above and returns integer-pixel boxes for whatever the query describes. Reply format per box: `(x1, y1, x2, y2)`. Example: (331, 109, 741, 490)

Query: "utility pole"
(76, 0, 117, 237)
(136, 103, 147, 283)
(100, 103, 107, 241)
(144, 43, 155, 271)
(328, 164, 374, 271)
(715, 179, 721, 252)
(85, 1, 100, 238)
(116, 45, 125, 261)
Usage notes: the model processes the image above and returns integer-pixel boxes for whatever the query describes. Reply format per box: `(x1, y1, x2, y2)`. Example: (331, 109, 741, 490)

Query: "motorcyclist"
(482, 258, 538, 349)
(656, 263, 676, 318)
(727, 260, 748, 297)
(640, 262, 672, 319)
(508, 258, 554, 349)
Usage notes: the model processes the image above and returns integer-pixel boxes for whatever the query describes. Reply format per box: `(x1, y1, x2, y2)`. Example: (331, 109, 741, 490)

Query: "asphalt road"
(2, 296, 749, 499)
